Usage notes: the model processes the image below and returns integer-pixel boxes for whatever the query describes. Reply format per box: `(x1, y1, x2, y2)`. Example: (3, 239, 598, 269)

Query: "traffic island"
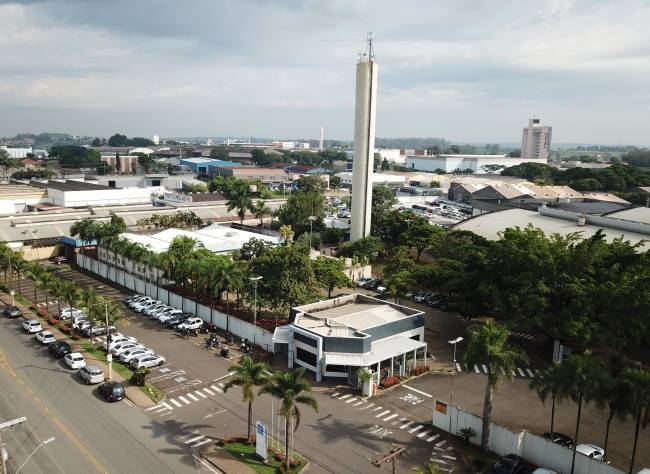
(201, 440, 306, 474)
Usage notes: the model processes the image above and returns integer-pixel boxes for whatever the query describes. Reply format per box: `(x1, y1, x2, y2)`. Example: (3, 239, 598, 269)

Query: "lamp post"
(89, 301, 112, 380)
(250, 276, 262, 347)
(448, 336, 463, 433)
(15, 437, 55, 473)
(307, 215, 317, 249)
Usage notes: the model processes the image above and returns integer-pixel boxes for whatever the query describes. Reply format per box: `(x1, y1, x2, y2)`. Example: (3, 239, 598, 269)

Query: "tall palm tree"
(36, 272, 55, 314)
(70, 219, 100, 271)
(48, 277, 65, 318)
(463, 321, 527, 452)
(622, 366, 650, 474)
(279, 225, 294, 245)
(11, 252, 27, 296)
(259, 367, 318, 471)
(530, 362, 570, 434)
(253, 200, 272, 228)
(226, 187, 254, 226)
(222, 355, 270, 442)
(25, 263, 44, 305)
(78, 287, 102, 347)
(60, 280, 80, 314)
(562, 350, 604, 474)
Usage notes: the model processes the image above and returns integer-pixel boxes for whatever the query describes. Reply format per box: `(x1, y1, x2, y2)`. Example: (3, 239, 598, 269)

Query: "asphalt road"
(0, 313, 218, 474)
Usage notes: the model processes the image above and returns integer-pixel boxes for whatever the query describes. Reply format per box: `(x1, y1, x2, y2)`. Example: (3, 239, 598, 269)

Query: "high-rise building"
(152, 135, 160, 145)
(521, 118, 552, 160)
(350, 34, 378, 242)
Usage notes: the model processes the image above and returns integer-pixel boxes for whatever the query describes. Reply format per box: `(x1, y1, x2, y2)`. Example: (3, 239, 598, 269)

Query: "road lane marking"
(178, 396, 191, 405)
(210, 385, 223, 393)
(186, 435, 205, 444)
(435, 440, 447, 447)
(375, 410, 391, 418)
(331, 392, 340, 397)
(526, 368, 535, 377)
(371, 406, 383, 412)
(195, 390, 208, 399)
(170, 399, 183, 407)
(353, 400, 365, 406)
(202, 387, 215, 396)
(146, 404, 161, 411)
(417, 430, 430, 438)
(383, 414, 398, 422)
(408, 424, 424, 433)
(399, 421, 414, 430)
(191, 438, 212, 448)
(52, 416, 107, 473)
(455, 363, 462, 372)
(473, 364, 480, 373)
(481, 364, 488, 374)
(187, 393, 200, 402)
(517, 367, 526, 377)
(338, 394, 351, 400)
(426, 434, 440, 442)
(358, 403, 374, 410)
(392, 417, 407, 425)
(403, 385, 433, 398)
(162, 402, 173, 410)
(345, 397, 357, 404)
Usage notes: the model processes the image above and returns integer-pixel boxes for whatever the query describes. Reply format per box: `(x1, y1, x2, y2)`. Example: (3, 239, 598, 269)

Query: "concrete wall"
(432, 402, 623, 474)
(49, 186, 165, 207)
(77, 254, 275, 351)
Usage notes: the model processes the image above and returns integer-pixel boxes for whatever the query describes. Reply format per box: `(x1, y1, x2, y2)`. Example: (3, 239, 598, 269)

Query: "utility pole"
(371, 445, 406, 474)
(0, 416, 27, 474)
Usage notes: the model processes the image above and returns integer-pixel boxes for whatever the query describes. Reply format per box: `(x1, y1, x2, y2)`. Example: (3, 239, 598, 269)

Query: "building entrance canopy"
(323, 335, 426, 368)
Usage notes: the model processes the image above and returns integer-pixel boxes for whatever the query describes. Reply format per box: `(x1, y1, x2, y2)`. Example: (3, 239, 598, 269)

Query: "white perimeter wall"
(405, 156, 548, 173)
(50, 186, 165, 207)
(77, 254, 274, 351)
(432, 402, 624, 474)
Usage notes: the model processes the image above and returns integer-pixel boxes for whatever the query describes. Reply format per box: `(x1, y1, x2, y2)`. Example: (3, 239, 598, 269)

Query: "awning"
(272, 325, 291, 344)
(323, 335, 426, 368)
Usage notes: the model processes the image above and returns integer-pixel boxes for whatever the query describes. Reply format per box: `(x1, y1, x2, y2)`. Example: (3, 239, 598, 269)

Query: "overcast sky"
(1, 0, 649, 144)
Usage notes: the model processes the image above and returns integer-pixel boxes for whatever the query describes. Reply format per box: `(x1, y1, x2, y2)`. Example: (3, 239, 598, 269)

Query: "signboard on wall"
(435, 400, 447, 414)
(255, 421, 267, 460)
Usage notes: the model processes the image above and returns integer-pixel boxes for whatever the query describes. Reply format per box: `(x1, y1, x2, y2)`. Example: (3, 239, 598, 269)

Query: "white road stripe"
(191, 438, 213, 448)
(375, 410, 391, 418)
(481, 364, 488, 374)
(146, 405, 162, 411)
(196, 390, 208, 399)
(162, 402, 173, 410)
(218, 382, 225, 387)
(338, 394, 352, 400)
(178, 396, 191, 405)
(331, 392, 340, 397)
(408, 424, 424, 433)
(404, 385, 433, 398)
(517, 367, 526, 377)
(392, 417, 407, 426)
(526, 368, 535, 377)
(186, 435, 205, 444)
(371, 406, 383, 412)
(399, 421, 414, 430)
(435, 440, 447, 447)
(473, 364, 480, 373)
(187, 393, 200, 402)
(426, 434, 440, 442)
(210, 385, 223, 393)
(383, 414, 398, 422)
(202, 387, 215, 396)
(511, 370, 517, 377)
(442, 455, 457, 460)
(170, 399, 182, 408)
(417, 430, 430, 438)
(345, 397, 357, 404)
(359, 403, 374, 410)
(455, 363, 462, 372)
(500, 367, 506, 375)
(353, 401, 365, 406)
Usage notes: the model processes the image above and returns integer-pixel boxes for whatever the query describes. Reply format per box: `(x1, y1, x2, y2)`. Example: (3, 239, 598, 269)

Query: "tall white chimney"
(319, 126, 324, 150)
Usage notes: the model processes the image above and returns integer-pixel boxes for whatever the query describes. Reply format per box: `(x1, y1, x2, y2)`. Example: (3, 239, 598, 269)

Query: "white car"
(103, 335, 137, 351)
(112, 343, 144, 356)
(144, 303, 168, 316)
(158, 310, 182, 324)
(64, 352, 86, 369)
(128, 296, 152, 309)
(35, 331, 56, 344)
(60, 307, 84, 320)
(23, 320, 42, 334)
(150, 306, 175, 319)
(576, 443, 604, 461)
(135, 300, 161, 313)
(131, 354, 166, 369)
(177, 317, 203, 331)
(120, 347, 153, 363)
(78, 365, 104, 384)
(355, 277, 373, 287)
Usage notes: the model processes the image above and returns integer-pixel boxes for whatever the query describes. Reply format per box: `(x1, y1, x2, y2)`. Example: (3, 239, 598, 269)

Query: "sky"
(1, 0, 649, 145)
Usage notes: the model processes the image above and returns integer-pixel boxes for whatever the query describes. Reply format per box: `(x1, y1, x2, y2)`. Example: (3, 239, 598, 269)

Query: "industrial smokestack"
(319, 126, 324, 150)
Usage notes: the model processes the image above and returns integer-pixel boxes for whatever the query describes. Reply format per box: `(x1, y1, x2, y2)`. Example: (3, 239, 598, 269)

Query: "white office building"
(521, 118, 552, 160)
(405, 154, 540, 174)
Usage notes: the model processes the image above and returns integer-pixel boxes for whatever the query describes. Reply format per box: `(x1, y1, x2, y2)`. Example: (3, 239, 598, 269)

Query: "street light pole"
(448, 336, 463, 434)
(307, 215, 317, 249)
(15, 437, 55, 473)
(89, 301, 112, 380)
(250, 276, 262, 348)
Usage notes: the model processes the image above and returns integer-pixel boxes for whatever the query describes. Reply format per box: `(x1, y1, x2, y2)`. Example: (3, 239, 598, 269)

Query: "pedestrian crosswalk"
(145, 382, 227, 415)
(510, 331, 534, 341)
(181, 430, 214, 449)
(455, 363, 539, 378)
(331, 393, 445, 445)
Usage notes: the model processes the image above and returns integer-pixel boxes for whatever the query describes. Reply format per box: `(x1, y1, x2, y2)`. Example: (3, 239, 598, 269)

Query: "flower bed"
(59, 323, 72, 334)
(379, 376, 400, 388)
(413, 366, 430, 376)
(37, 308, 49, 318)
(47, 316, 59, 325)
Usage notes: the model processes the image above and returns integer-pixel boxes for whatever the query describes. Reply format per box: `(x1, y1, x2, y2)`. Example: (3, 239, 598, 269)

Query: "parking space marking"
(399, 421, 414, 430)
(375, 410, 391, 418)
(481, 364, 488, 374)
(403, 385, 433, 398)
(162, 402, 172, 410)
(191, 438, 212, 448)
(392, 417, 407, 426)
(345, 397, 358, 404)
(331, 392, 340, 397)
(358, 402, 374, 411)
(383, 413, 398, 422)
(426, 434, 440, 442)
(455, 363, 462, 372)
(408, 424, 424, 433)
(353, 400, 366, 407)
(526, 368, 535, 377)
(371, 406, 383, 412)
(417, 430, 431, 438)
(195, 390, 207, 399)
(338, 394, 352, 400)
(473, 364, 480, 373)
(517, 367, 526, 377)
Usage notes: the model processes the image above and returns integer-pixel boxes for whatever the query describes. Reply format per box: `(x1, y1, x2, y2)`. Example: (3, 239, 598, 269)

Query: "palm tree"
(227, 187, 254, 226)
(60, 280, 80, 314)
(279, 225, 294, 245)
(70, 219, 100, 271)
(10, 252, 27, 296)
(259, 367, 318, 471)
(562, 350, 604, 474)
(48, 277, 65, 318)
(463, 321, 527, 452)
(253, 200, 272, 228)
(36, 272, 55, 314)
(622, 366, 650, 474)
(25, 263, 44, 305)
(222, 355, 270, 442)
(530, 362, 570, 434)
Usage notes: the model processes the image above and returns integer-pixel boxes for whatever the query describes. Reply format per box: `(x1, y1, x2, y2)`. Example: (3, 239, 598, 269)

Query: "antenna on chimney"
(367, 32, 375, 60)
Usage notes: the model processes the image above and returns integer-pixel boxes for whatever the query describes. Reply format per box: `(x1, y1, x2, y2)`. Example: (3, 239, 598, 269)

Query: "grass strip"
(223, 442, 305, 474)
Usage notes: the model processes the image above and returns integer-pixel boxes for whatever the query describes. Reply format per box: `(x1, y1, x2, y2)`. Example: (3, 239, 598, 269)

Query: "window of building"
(325, 364, 347, 373)
(296, 347, 317, 367)
(294, 332, 317, 348)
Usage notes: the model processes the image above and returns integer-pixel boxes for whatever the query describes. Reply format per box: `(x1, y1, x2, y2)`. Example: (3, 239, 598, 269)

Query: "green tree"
(386, 270, 415, 304)
(251, 148, 273, 166)
(338, 236, 384, 261)
(464, 322, 528, 452)
(530, 363, 571, 434)
(25, 263, 44, 305)
(222, 355, 269, 442)
(0, 149, 17, 176)
(209, 146, 229, 161)
(313, 256, 351, 297)
(623, 366, 650, 474)
(226, 185, 255, 226)
(137, 154, 154, 172)
(259, 368, 318, 472)
(253, 199, 272, 228)
(402, 218, 442, 262)
(107, 133, 129, 147)
(60, 280, 80, 315)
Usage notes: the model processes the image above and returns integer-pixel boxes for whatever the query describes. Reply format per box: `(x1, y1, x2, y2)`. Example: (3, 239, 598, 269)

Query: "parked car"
(128, 296, 152, 309)
(575, 444, 604, 461)
(64, 352, 86, 369)
(119, 347, 153, 363)
(124, 294, 142, 304)
(543, 432, 574, 448)
(131, 354, 166, 369)
(53, 256, 68, 265)
(355, 277, 373, 288)
(3, 305, 22, 318)
(165, 313, 192, 328)
(375, 282, 387, 293)
(177, 317, 203, 331)
(98, 382, 125, 402)
(49, 341, 72, 358)
(74, 320, 91, 333)
(490, 454, 525, 474)
(158, 310, 183, 324)
(35, 331, 56, 344)
(112, 343, 144, 357)
(78, 365, 105, 384)
(59, 307, 84, 320)
(532, 470, 558, 474)
(144, 303, 168, 316)
(23, 320, 42, 334)
(133, 299, 160, 313)
(103, 335, 137, 351)
(413, 292, 432, 303)
(82, 325, 116, 338)
(364, 279, 380, 290)
(150, 306, 175, 319)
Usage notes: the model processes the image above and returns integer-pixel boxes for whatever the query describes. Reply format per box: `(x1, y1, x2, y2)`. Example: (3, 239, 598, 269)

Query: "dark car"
(543, 432, 574, 448)
(365, 279, 382, 291)
(49, 341, 72, 358)
(166, 313, 193, 328)
(3, 305, 22, 318)
(97, 382, 125, 402)
(490, 454, 525, 474)
(53, 256, 68, 265)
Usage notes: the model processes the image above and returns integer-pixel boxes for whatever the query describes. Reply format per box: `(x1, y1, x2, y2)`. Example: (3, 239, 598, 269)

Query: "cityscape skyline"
(1, 0, 650, 145)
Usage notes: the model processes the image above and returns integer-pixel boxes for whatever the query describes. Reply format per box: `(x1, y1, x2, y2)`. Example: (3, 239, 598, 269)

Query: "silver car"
(78, 365, 104, 384)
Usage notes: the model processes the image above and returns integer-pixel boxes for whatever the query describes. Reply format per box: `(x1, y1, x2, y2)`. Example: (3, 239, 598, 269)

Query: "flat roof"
(605, 206, 650, 225)
(293, 294, 421, 337)
(43, 180, 109, 191)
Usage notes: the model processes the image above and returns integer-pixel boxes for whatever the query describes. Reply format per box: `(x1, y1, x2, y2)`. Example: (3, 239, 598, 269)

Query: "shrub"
(131, 368, 150, 386)
(47, 316, 58, 325)
(414, 366, 430, 376)
(379, 376, 400, 388)
(59, 323, 71, 334)
(37, 308, 49, 318)
(458, 426, 477, 443)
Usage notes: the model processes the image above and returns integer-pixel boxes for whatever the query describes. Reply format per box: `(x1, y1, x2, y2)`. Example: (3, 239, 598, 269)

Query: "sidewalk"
(0, 289, 155, 408)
